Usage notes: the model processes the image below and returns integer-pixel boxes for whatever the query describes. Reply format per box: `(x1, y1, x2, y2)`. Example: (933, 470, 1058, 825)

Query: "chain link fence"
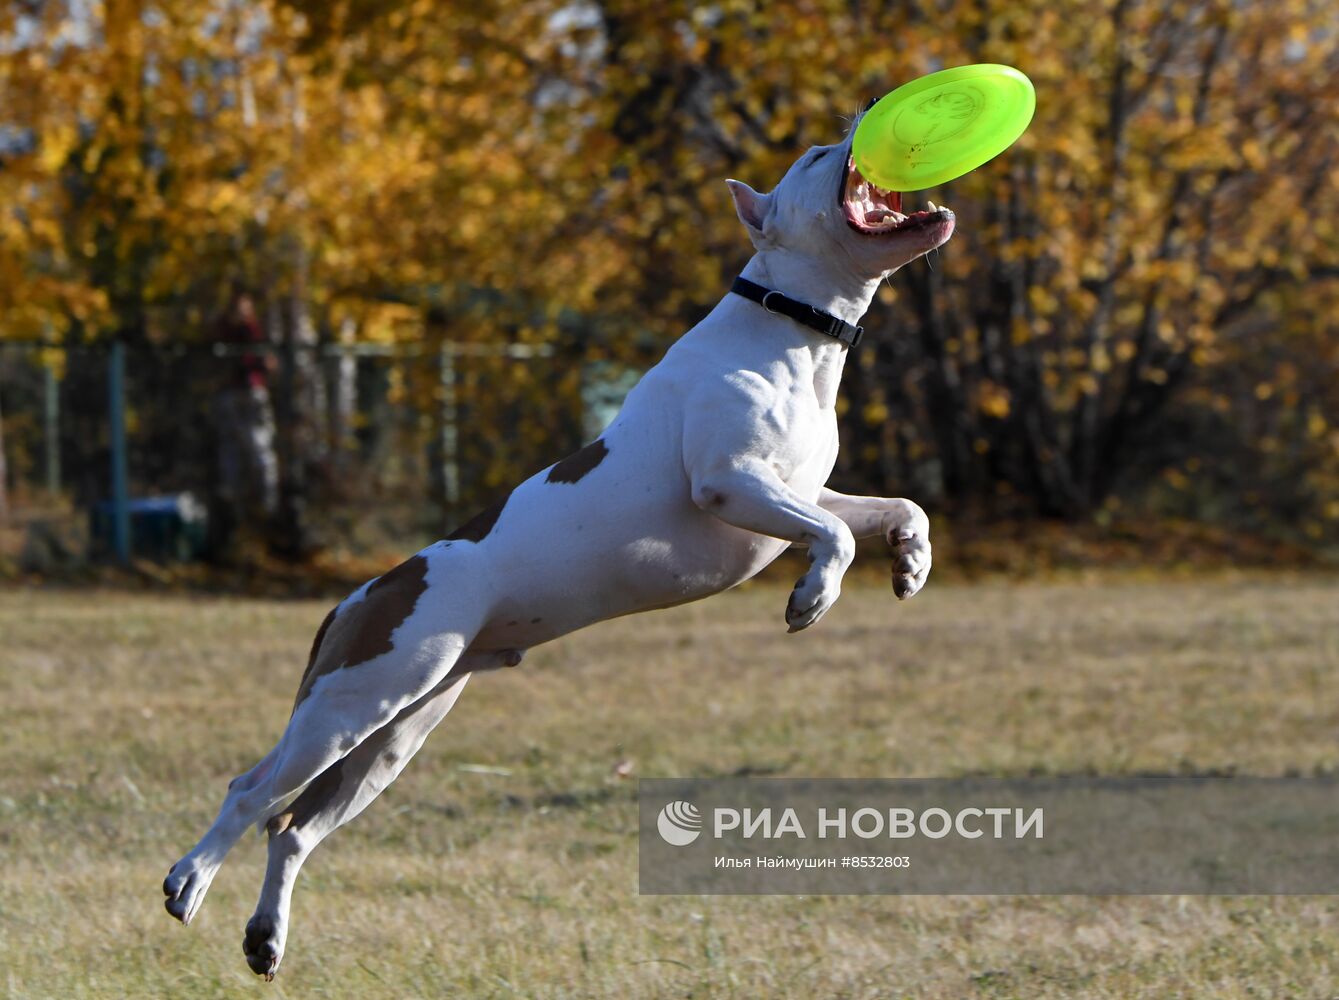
(0, 338, 617, 571)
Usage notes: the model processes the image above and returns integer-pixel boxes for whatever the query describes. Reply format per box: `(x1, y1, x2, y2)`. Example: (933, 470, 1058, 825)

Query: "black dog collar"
(730, 276, 864, 347)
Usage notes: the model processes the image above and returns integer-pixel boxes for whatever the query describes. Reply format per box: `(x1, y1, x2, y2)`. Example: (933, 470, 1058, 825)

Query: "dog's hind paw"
(162, 858, 218, 926)
(243, 915, 285, 981)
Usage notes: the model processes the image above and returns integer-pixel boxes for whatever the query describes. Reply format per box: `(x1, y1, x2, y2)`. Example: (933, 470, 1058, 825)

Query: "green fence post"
(44, 363, 60, 495)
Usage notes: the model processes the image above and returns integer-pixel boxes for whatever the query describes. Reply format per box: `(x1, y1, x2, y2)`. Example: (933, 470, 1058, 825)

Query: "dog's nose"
(863, 97, 879, 113)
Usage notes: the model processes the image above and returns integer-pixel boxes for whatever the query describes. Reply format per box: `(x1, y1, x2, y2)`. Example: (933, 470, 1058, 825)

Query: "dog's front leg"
(788, 491, 931, 598)
(691, 457, 855, 631)
(817, 489, 931, 599)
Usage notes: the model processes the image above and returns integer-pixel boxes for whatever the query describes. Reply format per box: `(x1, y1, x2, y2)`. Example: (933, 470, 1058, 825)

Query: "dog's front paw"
(887, 524, 931, 600)
(785, 571, 840, 633)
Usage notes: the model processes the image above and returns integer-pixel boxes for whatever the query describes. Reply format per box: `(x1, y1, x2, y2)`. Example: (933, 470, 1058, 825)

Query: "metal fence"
(0, 337, 617, 569)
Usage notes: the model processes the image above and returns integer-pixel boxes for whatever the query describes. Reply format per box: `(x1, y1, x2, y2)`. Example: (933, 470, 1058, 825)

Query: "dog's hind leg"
(242, 648, 519, 979)
(164, 543, 494, 927)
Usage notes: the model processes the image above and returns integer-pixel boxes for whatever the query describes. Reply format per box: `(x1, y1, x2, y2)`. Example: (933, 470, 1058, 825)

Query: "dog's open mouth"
(841, 156, 950, 235)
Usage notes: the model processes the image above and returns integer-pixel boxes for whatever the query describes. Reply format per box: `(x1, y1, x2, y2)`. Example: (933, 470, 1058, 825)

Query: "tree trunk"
(0, 389, 9, 528)
(270, 260, 317, 561)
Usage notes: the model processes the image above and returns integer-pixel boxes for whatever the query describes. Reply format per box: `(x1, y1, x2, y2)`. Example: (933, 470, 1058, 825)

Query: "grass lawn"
(1, 573, 1337, 998)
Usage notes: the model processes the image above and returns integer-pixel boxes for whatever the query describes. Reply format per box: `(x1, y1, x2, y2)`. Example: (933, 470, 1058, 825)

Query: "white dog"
(163, 121, 954, 979)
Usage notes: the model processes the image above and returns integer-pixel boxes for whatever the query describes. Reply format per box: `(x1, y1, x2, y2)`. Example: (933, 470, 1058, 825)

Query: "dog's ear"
(726, 179, 775, 248)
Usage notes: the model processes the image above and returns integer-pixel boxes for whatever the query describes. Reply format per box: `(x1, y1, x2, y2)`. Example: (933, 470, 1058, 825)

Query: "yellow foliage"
(0, 0, 1332, 530)
(978, 382, 1012, 420)
(862, 401, 889, 426)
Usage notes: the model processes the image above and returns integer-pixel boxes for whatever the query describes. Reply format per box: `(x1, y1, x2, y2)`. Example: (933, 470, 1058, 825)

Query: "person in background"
(212, 288, 279, 549)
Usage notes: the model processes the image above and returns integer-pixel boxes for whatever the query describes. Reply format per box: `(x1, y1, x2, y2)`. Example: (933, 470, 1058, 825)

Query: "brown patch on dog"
(446, 490, 512, 542)
(267, 758, 346, 835)
(292, 554, 430, 709)
(547, 439, 608, 484)
(291, 605, 339, 712)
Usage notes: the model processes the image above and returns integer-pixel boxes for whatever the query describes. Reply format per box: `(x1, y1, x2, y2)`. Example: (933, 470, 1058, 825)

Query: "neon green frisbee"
(852, 64, 1035, 192)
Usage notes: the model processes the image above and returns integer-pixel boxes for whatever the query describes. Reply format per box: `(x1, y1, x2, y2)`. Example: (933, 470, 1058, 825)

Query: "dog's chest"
(757, 375, 841, 494)
(783, 409, 840, 498)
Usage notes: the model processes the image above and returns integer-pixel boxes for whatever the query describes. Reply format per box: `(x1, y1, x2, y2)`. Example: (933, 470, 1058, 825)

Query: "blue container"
(90, 493, 209, 563)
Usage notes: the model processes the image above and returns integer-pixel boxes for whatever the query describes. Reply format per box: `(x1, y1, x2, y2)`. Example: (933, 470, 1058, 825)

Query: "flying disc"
(852, 64, 1035, 192)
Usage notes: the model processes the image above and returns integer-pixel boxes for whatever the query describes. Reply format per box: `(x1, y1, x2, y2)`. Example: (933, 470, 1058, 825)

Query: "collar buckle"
(731, 276, 865, 348)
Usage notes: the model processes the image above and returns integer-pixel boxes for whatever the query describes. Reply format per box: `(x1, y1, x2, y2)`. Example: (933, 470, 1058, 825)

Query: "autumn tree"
(1, 0, 1335, 547)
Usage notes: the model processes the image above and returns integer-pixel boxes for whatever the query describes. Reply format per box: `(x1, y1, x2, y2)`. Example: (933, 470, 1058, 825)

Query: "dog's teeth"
(866, 208, 902, 227)
(928, 200, 938, 212)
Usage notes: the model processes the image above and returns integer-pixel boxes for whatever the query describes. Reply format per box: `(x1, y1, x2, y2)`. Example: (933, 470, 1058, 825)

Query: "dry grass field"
(2, 572, 1338, 998)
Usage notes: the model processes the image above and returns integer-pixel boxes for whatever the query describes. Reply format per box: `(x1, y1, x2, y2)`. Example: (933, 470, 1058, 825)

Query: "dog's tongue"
(866, 187, 907, 225)
(865, 190, 903, 224)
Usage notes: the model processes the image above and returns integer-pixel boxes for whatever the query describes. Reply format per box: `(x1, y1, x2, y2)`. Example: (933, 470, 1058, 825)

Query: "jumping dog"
(163, 121, 954, 979)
